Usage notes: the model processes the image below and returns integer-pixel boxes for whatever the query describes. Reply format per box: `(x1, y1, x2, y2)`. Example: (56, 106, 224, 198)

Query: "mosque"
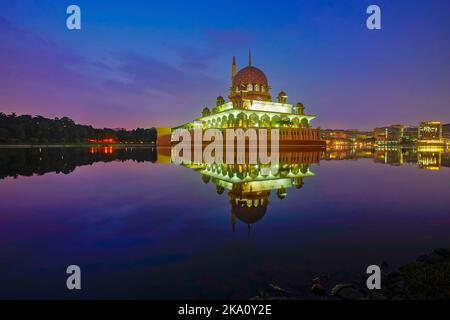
(155, 53, 325, 233)
(158, 52, 326, 147)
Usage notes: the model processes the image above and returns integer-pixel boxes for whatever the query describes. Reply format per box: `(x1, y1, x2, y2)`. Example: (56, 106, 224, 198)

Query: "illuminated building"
(166, 52, 325, 147)
(321, 130, 350, 140)
(403, 126, 418, 143)
(418, 121, 444, 145)
(374, 125, 405, 145)
(346, 130, 374, 141)
(321, 129, 374, 148)
(321, 129, 351, 147)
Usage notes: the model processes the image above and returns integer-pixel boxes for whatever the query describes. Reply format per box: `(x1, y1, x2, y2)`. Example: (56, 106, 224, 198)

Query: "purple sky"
(1, 0, 449, 130)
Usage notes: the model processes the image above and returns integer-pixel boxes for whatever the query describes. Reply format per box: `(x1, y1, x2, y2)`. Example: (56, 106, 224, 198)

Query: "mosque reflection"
(176, 150, 320, 233)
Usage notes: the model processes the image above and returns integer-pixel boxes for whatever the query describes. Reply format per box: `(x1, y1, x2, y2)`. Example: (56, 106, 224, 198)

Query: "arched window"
(261, 86, 265, 93)
(235, 86, 239, 92)
(247, 84, 253, 91)
(254, 84, 260, 92)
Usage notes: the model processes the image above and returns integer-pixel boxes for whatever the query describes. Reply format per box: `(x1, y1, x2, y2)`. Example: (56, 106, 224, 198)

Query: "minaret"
(248, 49, 252, 66)
(231, 56, 236, 81)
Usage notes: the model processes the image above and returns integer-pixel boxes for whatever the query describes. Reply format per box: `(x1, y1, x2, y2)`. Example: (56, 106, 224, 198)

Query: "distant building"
(418, 121, 443, 145)
(320, 129, 350, 147)
(403, 126, 418, 143)
(442, 123, 450, 140)
(320, 129, 374, 147)
(347, 130, 374, 141)
(374, 125, 404, 145)
(321, 129, 350, 140)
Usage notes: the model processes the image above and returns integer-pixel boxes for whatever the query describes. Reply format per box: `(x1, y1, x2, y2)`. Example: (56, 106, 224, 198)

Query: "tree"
(0, 113, 157, 144)
(0, 128, 10, 142)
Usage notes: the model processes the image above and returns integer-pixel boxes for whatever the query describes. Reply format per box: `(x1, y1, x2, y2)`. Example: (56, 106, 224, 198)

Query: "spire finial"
(248, 49, 252, 66)
(231, 56, 236, 81)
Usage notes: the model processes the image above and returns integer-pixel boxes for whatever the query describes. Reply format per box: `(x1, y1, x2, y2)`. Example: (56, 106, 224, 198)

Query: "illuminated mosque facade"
(168, 52, 325, 147)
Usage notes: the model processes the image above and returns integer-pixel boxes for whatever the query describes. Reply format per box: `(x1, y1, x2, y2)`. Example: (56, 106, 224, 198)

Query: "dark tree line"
(0, 113, 157, 144)
(0, 147, 158, 179)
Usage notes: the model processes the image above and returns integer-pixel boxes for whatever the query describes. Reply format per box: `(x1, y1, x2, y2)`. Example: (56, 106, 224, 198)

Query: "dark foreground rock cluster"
(250, 248, 450, 300)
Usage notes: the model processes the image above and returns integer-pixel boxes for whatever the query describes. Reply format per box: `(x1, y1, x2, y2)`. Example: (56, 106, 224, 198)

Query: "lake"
(0, 146, 449, 299)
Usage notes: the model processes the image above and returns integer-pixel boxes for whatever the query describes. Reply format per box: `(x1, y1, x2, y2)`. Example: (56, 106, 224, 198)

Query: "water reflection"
(181, 151, 320, 233)
(322, 147, 449, 170)
(0, 146, 449, 299)
(0, 147, 157, 179)
(0, 146, 448, 180)
(1, 146, 448, 231)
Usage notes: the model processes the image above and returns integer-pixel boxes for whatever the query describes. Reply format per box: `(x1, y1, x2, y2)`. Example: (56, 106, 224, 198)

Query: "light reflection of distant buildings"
(322, 121, 449, 148)
(322, 146, 449, 170)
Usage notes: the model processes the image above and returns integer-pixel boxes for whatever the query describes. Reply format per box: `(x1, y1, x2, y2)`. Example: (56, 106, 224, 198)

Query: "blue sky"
(1, 0, 449, 129)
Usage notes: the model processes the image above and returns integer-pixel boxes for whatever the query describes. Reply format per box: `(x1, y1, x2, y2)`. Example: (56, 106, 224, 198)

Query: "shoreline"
(251, 248, 450, 300)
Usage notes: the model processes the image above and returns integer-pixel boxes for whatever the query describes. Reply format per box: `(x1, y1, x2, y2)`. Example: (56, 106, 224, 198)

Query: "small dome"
(232, 66, 268, 87)
(201, 107, 211, 117)
(277, 91, 288, 103)
(216, 96, 225, 106)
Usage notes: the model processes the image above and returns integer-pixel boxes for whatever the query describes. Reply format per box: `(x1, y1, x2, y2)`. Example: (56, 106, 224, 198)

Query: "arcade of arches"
(202, 112, 310, 129)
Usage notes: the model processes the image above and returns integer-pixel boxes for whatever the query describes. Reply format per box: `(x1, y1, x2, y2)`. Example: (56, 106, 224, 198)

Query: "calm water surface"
(0, 147, 449, 299)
